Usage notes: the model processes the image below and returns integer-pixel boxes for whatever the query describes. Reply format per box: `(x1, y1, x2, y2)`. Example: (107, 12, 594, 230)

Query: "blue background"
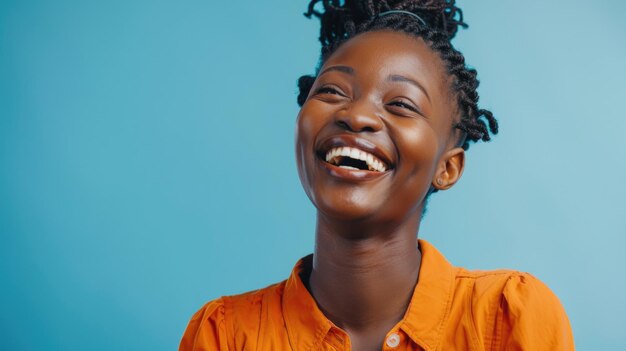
(1, 0, 625, 349)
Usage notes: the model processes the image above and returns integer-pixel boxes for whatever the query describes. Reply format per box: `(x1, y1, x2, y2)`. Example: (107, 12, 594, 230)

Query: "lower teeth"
(338, 165, 360, 170)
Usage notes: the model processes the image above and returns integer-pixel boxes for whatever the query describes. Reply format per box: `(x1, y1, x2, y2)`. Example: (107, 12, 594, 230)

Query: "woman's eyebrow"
(388, 74, 431, 103)
(319, 65, 354, 76)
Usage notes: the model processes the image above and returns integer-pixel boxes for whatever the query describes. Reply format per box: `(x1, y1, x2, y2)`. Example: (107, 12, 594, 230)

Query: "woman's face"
(295, 30, 463, 224)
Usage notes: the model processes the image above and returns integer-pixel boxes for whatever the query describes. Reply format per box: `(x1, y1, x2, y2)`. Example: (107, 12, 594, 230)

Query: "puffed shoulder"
(179, 298, 228, 351)
(489, 272, 574, 350)
(178, 285, 283, 351)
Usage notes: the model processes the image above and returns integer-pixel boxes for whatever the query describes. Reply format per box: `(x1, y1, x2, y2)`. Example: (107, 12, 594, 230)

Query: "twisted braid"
(297, 0, 498, 150)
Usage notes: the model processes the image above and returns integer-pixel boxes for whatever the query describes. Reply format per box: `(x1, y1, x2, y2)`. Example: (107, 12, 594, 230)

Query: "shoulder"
(456, 268, 554, 301)
(179, 281, 287, 351)
(454, 268, 574, 350)
(223, 281, 287, 331)
(457, 268, 566, 316)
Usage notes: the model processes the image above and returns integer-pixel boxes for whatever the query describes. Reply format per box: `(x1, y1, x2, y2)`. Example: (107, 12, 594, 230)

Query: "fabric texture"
(179, 240, 574, 350)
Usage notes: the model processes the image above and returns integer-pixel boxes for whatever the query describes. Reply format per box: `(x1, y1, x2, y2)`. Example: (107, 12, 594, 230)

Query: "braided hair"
(296, 0, 498, 150)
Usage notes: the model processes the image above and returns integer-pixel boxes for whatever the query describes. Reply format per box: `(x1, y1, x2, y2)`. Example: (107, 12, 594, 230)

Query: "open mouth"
(324, 146, 388, 172)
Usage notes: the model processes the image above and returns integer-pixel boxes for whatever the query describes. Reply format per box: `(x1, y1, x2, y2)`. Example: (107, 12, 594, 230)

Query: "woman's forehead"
(321, 31, 448, 89)
(320, 30, 451, 104)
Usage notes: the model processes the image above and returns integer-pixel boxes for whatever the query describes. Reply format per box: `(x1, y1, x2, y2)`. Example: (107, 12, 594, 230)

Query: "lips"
(316, 135, 394, 174)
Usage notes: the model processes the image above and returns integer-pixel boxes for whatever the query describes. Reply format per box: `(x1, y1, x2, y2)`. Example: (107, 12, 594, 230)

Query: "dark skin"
(295, 31, 466, 350)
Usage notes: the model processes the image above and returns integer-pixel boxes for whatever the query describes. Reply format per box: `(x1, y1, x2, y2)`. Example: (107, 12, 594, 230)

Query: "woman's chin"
(313, 195, 383, 223)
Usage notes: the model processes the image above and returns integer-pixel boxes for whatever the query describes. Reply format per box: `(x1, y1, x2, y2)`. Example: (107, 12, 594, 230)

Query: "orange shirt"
(180, 240, 574, 350)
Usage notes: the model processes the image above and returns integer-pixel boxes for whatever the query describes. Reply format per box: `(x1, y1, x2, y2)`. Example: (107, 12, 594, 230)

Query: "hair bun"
(401, 0, 468, 39)
(304, 0, 468, 42)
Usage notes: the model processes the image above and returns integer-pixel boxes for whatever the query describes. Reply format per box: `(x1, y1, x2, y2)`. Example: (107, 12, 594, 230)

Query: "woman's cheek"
(396, 121, 440, 172)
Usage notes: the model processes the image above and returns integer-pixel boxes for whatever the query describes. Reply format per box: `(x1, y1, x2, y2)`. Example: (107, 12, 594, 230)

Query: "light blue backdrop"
(1, 0, 624, 349)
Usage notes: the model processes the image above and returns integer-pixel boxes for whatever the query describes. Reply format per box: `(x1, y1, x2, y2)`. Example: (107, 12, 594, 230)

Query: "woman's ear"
(432, 147, 465, 190)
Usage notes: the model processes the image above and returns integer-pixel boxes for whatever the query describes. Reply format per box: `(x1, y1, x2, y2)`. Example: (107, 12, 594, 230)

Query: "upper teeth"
(324, 146, 387, 172)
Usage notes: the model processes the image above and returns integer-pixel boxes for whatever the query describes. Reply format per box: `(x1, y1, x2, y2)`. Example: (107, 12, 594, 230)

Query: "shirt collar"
(282, 254, 333, 350)
(399, 239, 457, 350)
(282, 239, 457, 351)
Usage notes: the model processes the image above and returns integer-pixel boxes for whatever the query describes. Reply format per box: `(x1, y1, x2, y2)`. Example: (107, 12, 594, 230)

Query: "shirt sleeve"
(497, 273, 575, 351)
(179, 298, 229, 351)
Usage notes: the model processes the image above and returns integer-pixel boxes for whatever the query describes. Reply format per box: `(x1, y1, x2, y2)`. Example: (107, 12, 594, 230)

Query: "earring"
(436, 178, 443, 185)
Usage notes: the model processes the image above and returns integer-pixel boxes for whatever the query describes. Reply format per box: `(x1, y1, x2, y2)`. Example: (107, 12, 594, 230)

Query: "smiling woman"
(297, 31, 465, 222)
(179, 1, 574, 350)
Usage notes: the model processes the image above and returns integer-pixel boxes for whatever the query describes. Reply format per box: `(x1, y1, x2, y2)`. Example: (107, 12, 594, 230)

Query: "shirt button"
(385, 332, 400, 348)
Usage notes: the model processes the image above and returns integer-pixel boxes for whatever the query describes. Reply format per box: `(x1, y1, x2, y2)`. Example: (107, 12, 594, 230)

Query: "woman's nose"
(334, 99, 384, 133)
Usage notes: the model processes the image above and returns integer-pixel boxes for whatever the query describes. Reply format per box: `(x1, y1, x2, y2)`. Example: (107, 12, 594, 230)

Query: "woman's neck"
(308, 212, 422, 336)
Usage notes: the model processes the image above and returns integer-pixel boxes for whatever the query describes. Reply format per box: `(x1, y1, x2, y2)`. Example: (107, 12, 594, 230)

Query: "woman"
(180, 1, 574, 350)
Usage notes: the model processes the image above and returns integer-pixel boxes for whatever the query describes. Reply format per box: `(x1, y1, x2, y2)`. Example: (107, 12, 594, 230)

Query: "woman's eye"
(316, 86, 343, 95)
(388, 100, 420, 114)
